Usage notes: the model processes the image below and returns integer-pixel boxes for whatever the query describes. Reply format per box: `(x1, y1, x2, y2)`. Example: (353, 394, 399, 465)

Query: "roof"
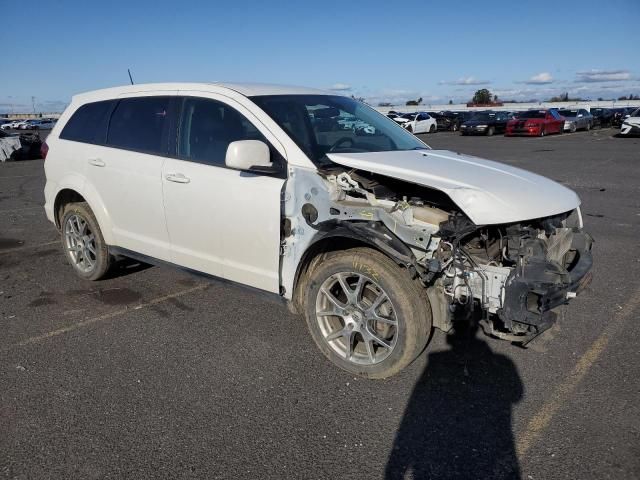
(71, 82, 331, 104)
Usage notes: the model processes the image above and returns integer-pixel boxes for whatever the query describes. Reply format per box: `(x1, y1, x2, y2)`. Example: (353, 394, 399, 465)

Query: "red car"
(505, 109, 565, 137)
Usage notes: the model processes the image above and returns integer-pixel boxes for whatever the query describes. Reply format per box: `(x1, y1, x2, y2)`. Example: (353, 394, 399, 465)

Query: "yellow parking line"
(516, 285, 640, 457)
(0, 240, 59, 254)
(6, 284, 209, 350)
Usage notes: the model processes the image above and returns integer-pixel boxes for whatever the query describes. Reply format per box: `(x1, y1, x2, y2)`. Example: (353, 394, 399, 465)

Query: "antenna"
(128, 69, 134, 85)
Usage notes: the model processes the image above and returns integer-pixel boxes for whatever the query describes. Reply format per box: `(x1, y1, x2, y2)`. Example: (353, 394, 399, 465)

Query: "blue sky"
(1, 0, 638, 112)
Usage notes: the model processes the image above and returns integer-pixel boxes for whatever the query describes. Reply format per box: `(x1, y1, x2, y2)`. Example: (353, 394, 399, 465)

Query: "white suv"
(44, 83, 593, 378)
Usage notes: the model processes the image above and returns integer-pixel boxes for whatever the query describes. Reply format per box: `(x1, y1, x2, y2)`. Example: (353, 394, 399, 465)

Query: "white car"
(1, 119, 26, 130)
(620, 108, 640, 136)
(397, 112, 438, 134)
(43, 83, 593, 378)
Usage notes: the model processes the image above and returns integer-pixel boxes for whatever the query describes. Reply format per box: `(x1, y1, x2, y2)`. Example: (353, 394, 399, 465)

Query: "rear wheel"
(303, 248, 432, 379)
(452, 123, 458, 132)
(61, 202, 111, 281)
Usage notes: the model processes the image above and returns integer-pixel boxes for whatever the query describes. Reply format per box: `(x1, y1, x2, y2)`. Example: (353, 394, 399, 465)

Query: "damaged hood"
(327, 149, 580, 225)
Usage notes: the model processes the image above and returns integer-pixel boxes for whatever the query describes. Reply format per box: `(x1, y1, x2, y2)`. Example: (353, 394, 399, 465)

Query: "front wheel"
(303, 248, 432, 378)
(429, 124, 436, 133)
(406, 125, 413, 133)
(61, 202, 111, 280)
(486, 126, 495, 136)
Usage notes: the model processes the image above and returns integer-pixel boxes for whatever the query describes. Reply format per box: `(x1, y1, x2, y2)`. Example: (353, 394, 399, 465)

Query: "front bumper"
(620, 122, 640, 136)
(505, 127, 539, 136)
(491, 231, 593, 342)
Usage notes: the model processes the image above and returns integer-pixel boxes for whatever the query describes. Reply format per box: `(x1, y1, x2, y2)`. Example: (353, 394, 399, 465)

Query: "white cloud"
(575, 69, 631, 83)
(523, 72, 554, 84)
(439, 76, 490, 86)
(328, 83, 351, 91)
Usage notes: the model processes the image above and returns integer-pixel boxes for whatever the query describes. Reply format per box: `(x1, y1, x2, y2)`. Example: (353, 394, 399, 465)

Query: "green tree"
(472, 89, 492, 104)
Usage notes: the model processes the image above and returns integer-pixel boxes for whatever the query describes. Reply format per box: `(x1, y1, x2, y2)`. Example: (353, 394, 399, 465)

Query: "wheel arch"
(289, 222, 419, 313)
(53, 183, 115, 245)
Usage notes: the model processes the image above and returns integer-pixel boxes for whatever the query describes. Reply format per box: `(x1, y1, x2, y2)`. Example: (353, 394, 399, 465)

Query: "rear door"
(84, 94, 174, 261)
(161, 94, 286, 292)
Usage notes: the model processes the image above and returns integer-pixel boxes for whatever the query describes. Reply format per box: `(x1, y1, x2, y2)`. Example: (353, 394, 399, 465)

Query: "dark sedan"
(590, 108, 614, 128)
(460, 111, 512, 136)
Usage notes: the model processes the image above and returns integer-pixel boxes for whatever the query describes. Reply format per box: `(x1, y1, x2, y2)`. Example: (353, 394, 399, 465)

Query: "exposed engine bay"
(281, 165, 593, 345)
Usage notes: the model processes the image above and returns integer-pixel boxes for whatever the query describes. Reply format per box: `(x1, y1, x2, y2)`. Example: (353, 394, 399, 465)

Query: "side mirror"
(225, 140, 273, 172)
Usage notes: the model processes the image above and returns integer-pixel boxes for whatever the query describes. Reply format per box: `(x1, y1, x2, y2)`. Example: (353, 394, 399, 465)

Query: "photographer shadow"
(386, 321, 523, 479)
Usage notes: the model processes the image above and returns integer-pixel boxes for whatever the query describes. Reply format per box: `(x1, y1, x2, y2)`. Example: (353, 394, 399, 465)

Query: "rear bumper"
(496, 231, 593, 339)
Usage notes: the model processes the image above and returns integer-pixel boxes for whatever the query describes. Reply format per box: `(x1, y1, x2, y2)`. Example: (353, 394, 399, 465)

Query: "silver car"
(558, 108, 593, 132)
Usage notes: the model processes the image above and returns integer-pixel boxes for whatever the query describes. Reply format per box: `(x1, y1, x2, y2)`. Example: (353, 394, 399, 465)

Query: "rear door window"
(60, 100, 116, 144)
(107, 97, 171, 155)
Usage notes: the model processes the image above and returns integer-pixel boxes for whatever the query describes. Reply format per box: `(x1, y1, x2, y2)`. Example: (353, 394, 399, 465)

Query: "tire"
(452, 123, 458, 132)
(586, 122, 591, 131)
(486, 126, 495, 136)
(429, 124, 436, 133)
(539, 127, 545, 137)
(302, 248, 432, 379)
(406, 125, 413, 133)
(570, 124, 577, 133)
(61, 202, 111, 281)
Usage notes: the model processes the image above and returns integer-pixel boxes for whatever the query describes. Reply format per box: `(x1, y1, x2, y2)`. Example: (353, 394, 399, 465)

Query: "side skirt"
(108, 246, 287, 308)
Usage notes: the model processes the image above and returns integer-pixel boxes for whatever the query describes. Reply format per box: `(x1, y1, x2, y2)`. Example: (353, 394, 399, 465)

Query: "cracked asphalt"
(1, 128, 639, 479)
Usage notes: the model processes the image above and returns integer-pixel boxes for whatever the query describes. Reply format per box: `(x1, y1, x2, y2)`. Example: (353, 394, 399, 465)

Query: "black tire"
(570, 123, 577, 133)
(61, 202, 111, 281)
(586, 122, 591, 131)
(429, 124, 436, 133)
(452, 123, 458, 132)
(539, 127, 545, 137)
(302, 248, 432, 379)
(486, 126, 495, 136)
(406, 125, 413, 133)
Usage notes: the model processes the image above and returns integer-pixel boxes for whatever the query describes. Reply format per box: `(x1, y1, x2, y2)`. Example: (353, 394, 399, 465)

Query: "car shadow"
(385, 320, 523, 480)
(102, 256, 153, 280)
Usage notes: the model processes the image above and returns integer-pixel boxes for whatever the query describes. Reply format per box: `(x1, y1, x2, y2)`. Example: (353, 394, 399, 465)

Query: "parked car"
(43, 83, 593, 378)
(428, 111, 461, 132)
(619, 108, 640, 136)
(558, 109, 593, 132)
(460, 111, 512, 136)
(24, 119, 57, 130)
(505, 109, 565, 136)
(1, 119, 26, 130)
(400, 112, 437, 133)
(612, 107, 637, 127)
(589, 108, 614, 128)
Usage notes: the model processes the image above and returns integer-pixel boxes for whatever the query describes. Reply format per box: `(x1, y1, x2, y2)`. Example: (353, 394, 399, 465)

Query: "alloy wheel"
(64, 214, 97, 273)
(315, 272, 398, 365)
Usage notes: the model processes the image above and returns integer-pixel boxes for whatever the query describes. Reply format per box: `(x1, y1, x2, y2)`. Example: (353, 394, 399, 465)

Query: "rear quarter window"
(59, 100, 116, 144)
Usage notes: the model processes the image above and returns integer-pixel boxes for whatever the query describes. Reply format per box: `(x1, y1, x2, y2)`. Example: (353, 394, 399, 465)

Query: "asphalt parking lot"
(1, 127, 639, 479)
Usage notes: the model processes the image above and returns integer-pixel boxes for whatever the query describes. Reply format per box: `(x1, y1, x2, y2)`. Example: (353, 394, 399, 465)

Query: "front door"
(161, 95, 286, 292)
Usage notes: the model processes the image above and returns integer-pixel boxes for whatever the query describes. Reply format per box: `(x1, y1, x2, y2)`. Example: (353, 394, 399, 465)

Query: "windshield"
(558, 110, 577, 117)
(515, 111, 546, 119)
(250, 95, 429, 164)
(632, 108, 640, 117)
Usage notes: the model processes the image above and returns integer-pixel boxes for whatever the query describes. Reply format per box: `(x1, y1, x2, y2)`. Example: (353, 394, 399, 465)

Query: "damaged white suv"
(44, 83, 593, 378)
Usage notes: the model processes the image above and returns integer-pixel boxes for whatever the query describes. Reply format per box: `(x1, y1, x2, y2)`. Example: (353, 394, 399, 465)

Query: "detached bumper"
(495, 232, 593, 341)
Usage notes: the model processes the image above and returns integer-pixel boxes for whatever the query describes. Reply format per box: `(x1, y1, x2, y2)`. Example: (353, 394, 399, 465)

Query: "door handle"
(88, 158, 105, 167)
(165, 173, 190, 184)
